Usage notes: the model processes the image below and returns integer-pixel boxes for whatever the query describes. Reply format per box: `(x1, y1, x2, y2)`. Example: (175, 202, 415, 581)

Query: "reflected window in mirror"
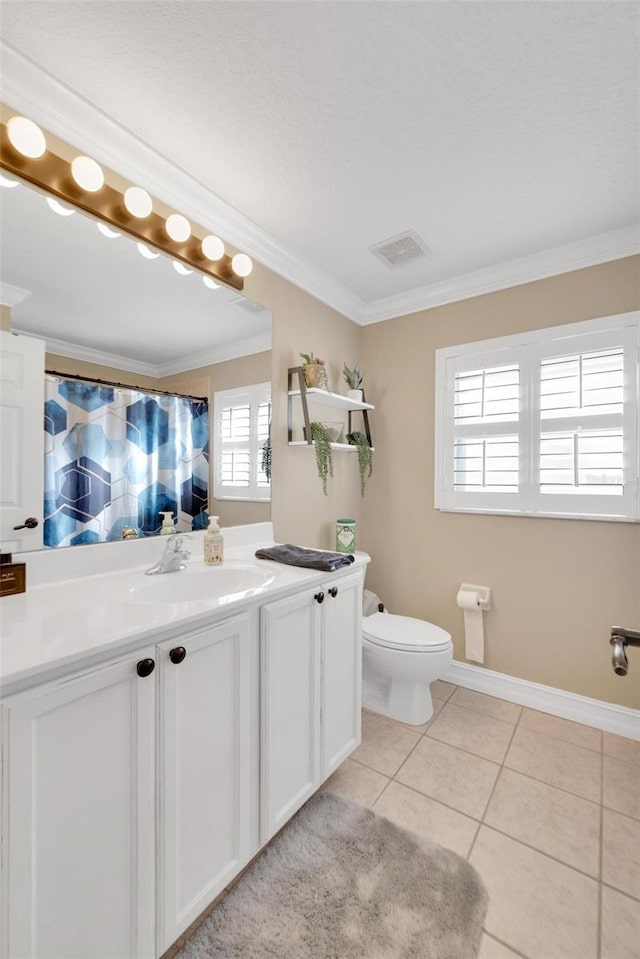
(213, 383, 271, 503)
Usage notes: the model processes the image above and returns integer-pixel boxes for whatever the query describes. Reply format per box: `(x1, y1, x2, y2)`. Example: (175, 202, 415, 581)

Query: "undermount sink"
(127, 563, 275, 605)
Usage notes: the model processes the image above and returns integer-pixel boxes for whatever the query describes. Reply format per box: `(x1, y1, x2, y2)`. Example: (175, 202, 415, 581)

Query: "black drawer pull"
(314, 591, 325, 604)
(136, 658, 155, 678)
(328, 587, 338, 598)
(169, 646, 186, 665)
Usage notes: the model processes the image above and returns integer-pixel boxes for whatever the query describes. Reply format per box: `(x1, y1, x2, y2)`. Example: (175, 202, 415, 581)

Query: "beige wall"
(361, 256, 640, 708)
(1, 305, 11, 331)
(245, 264, 364, 550)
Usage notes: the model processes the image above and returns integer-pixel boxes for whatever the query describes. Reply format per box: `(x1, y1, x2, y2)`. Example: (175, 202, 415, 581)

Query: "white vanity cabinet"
(0, 646, 157, 959)
(260, 570, 362, 841)
(0, 559, 365, 959)
(156, 612, 259, 953)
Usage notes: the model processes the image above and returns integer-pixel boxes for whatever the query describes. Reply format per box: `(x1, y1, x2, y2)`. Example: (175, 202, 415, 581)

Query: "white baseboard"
(443, 661, 640, 741)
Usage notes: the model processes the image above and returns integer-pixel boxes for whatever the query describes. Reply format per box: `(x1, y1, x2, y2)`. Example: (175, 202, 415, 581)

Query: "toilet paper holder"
(457, 583, 492, 611)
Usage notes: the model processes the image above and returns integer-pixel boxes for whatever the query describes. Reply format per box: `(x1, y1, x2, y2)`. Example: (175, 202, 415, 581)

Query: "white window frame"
(213, 382, 271, 502)
(435, 313, 640, 522)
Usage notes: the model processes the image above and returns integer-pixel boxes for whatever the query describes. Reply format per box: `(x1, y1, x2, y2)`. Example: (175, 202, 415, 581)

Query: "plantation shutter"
(214, 383, 271, 501)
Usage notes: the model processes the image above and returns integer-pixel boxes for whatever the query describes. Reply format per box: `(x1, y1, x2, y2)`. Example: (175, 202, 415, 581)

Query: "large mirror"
(0, 175, 272, 551)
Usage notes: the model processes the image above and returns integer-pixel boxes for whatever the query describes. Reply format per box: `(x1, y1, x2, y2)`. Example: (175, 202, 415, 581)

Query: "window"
(435, 313, 639, 521)
(213, 382, 271, 501)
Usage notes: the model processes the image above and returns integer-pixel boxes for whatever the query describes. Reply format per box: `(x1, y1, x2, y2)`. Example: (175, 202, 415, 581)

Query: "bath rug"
(174, 791, 488, 959)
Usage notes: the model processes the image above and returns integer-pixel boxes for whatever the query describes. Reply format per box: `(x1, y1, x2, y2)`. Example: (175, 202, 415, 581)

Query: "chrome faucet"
(145, 535, 191, 575)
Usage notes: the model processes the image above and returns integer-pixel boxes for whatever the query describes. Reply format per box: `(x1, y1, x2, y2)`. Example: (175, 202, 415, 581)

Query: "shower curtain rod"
(45, 369, 208, 404)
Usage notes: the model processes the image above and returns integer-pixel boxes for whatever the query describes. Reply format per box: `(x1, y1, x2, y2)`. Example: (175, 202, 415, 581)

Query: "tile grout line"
(467, 704, 522, 861)
(483, 932, 531, 959)
(597, 737, 604, 959)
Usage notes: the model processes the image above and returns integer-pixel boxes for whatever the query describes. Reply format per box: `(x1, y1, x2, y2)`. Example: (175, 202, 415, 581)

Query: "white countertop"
(0, 532, 369, 697)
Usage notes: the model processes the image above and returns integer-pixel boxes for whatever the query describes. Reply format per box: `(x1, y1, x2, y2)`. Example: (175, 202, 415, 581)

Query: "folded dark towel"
(255, 544, 355, 572)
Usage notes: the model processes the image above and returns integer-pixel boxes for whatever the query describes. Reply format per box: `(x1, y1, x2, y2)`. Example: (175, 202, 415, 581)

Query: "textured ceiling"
(1, 1, 638, 302)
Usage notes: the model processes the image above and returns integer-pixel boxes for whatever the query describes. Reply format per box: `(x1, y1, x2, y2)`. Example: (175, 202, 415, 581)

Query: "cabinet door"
(157, 613, 258, 952)
(1, 650, 156, 959)
(260, 590, 320, 842)
(321, 571, 363, 779)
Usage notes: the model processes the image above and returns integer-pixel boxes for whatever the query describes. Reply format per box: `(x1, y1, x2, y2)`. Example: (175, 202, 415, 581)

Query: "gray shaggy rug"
(175, 791, 488, 959)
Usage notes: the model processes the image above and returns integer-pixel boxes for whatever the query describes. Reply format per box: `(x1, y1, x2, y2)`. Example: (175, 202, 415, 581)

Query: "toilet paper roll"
(456, 589, 485, 663)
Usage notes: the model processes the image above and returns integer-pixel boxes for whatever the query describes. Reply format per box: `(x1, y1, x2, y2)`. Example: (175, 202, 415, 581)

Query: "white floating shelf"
(288, 387, 374, 411)
(289, 441, 375, 452)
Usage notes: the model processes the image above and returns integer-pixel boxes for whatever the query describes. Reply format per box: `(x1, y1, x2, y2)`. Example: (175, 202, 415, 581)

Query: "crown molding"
(361, 224, 640, 325)
(2, 42, 637, 330)
(20, 331, 160, 377)
(154, 333, 272, 377)
(0, 42, 365, 324)
(16, 329, 272, 379)
(0, 281, 31, 308)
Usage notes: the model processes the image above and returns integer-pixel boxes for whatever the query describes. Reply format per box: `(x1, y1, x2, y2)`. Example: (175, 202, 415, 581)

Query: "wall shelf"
(287, 366, 374, 449)
(287, 387, 374, 412)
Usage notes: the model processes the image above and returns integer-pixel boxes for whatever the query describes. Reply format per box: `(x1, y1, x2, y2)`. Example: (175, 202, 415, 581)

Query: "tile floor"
(321, 681, 640, 959)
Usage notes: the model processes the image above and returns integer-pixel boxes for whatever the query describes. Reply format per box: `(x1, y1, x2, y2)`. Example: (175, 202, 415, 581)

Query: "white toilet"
(362, 611, 453, 726)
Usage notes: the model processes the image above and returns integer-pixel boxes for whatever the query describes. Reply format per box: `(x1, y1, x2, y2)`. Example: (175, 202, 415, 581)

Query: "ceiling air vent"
(369, 230, 430, 269)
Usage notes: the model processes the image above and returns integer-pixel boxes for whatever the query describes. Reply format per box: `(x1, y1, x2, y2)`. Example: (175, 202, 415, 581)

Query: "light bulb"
(231, 253, 253, 277)
(0, 172, 19, 189)
(71, 156, 104, 192)
(46, 197, 75, 216)
(173, 261, 193, 276)
(202, 276, 220, 290)
(97, 222, 121, 239)
(137, 243, 159, 260)
(124, 186, 152, 218)
(6, 116, 46, 158)
(202, 235, 224, 261)
(165, 213, 190, 243)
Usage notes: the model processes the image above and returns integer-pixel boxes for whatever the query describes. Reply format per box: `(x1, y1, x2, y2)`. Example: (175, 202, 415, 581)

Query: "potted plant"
(300, 352, 329, 390)
(347, 430, 373, 496)
(310, 421, 333, 495)
(342, 362, 364, 403)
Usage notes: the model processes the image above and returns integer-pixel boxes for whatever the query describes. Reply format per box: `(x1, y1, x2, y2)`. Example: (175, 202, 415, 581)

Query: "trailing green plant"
(261, 440, 272, 483)
(342, 362, 363, 390)
(310, 421, 333, 495)
(347, 430, 373, 496)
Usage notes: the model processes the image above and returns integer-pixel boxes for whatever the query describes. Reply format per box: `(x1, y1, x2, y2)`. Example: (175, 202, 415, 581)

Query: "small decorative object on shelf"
(300, 352, 329, 390)
(310, 421, 334, 495)
(343, 362, 364, 403)
(348, 430, 373, 496)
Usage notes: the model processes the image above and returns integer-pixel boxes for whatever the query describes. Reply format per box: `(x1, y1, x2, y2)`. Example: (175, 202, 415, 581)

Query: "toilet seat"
(363, 612, 451, 653)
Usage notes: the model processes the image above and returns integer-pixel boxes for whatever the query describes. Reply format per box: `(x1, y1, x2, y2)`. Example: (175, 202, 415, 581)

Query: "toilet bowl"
(362, 612, 453, 726)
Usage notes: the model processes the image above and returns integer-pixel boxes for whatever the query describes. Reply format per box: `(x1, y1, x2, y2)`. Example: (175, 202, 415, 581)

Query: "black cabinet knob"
(314, 591, 325, 604)
(169, 646, 186, 665)
(136, 658, 155, 678)
(328, 587, 338, 598)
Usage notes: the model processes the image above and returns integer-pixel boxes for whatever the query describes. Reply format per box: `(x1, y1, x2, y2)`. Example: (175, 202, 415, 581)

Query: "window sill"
(435, 506, 639, 523)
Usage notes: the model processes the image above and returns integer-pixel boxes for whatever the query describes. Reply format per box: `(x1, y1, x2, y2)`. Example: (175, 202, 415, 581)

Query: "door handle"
(314, 591, 325, 604)
(169, 646, 186, 665)
(136, 658, 155, 678)
(328, 587, 338, 598)
(13, 517, 39, 531)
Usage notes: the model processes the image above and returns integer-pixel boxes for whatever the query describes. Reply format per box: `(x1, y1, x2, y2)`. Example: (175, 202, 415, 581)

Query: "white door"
(260, 589, 321, 842)
(0, 330, 44, 552)
(1, 649, 156, 959)
(321, 572, 363, 779)
(157, 614, 259, 952)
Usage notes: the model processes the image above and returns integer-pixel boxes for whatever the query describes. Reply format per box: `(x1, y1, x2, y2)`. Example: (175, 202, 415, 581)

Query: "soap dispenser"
(204, 515, 224, 566)
(159, 511, 175, 535)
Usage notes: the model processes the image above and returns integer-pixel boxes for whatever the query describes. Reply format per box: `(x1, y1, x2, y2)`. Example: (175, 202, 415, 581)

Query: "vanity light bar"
(0, 117, 252, 289)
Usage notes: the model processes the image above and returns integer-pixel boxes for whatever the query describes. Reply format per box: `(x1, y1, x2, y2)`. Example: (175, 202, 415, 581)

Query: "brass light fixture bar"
(0, 120, 248, 291)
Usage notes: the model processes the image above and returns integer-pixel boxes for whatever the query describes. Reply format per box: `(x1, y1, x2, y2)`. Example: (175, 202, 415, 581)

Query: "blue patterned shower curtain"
(44, 377, 209, 548)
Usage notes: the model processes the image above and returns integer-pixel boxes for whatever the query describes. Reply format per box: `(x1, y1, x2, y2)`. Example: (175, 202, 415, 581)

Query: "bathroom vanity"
(0, 525, 367, 959)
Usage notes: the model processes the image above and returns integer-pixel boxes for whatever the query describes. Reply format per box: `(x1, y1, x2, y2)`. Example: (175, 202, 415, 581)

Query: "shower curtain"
(44, 376, 209, 547)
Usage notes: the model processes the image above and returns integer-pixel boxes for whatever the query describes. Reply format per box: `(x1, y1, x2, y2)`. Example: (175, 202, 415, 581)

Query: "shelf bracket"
(287, 366, 313, 444)
(347, 389, 373, 447)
